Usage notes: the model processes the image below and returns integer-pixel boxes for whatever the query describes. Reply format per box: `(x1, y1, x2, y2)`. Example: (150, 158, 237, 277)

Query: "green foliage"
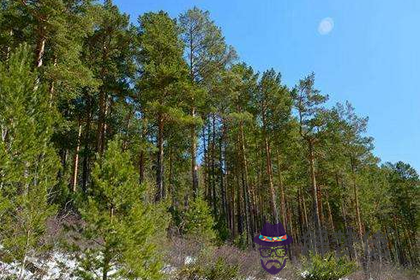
(75, 137, 169, 280)
(137, 11, 188, 106)
(299, 252, 358, 280)
(233, 231, 249, 251)
(205, 257, 240, 280)
(183, 197, 216, 241)
(0, 45, 59, 267)
(176, 257, 239, 280)
(0, 1, 418, 276)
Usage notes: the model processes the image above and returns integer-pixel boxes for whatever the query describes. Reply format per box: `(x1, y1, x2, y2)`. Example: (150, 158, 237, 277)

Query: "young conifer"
(76, 137, 169, 280)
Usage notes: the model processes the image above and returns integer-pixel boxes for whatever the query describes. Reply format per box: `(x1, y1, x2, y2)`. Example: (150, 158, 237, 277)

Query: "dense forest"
(0, 0, 418, 279)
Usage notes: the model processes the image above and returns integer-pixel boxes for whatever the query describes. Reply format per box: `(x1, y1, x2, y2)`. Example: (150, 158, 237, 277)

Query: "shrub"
(299, 252, 357, 280)
(175, 257, 239, 280)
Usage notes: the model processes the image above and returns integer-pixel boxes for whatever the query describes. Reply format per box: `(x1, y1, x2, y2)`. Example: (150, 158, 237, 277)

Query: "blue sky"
(113, 0, 420, 172)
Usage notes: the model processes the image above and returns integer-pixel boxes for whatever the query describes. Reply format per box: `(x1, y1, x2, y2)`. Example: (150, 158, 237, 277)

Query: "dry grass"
(165, 237, 419, 280)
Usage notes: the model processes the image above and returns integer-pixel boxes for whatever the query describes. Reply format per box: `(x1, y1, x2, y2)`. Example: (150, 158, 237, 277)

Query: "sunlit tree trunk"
(72, 121, 82, 192)
(35, 26, 46, 68)
(155, 113, 164, 201)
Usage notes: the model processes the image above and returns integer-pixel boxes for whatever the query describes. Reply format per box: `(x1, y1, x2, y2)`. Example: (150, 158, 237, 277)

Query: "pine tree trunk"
(189, 34, 199, 199)
(202, 125, 208, 201)
(351, 158, 364, 244)
(308, 139, 321, 231)
(97, 89, 106, 155)
(155, 113, 164, 202)
(139, 117, 147, 184)
(82, 94, 92, 191)
(33, 27, 46, 91)
(276, 152, 287, 228)
(261, 103, 278, 223)
(336, 173, 348, 230)
(102, 247, 110, 280)
(211, 113, 217, 214)
(302, 187, 309, 229)
(298, 188, 304, 236)
(287, 202, 294, 242)
(317, 185, 324, 226)
(236, 154, 243, 236)
(325, 190, 335, 231)
(169, 146, 175, 207)
(122, 108, 134, 151)
(72, 121, 82, 192)
(220, 121, 228, 223)
(191, 107, 198, 198)
(48, 57, 58, 105)
(264, 131, 278, 224)
(231, 174, 236, 237)
(35, 27, 46, 68)
(239, 120, 253, 242)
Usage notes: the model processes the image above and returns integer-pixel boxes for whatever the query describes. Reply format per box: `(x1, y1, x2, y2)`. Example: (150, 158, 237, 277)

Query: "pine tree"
(293, 73, 328, 233)
(179, 7, 236, 198)
(76, 138, 169, 280)
(79, 0, 135, 190)
(137, 11, 189, 202)
(0, 45, 59, 278)
(183, 196, 216, 241)
(256, 69, 291, 224)
(383, 161, 419, 265)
